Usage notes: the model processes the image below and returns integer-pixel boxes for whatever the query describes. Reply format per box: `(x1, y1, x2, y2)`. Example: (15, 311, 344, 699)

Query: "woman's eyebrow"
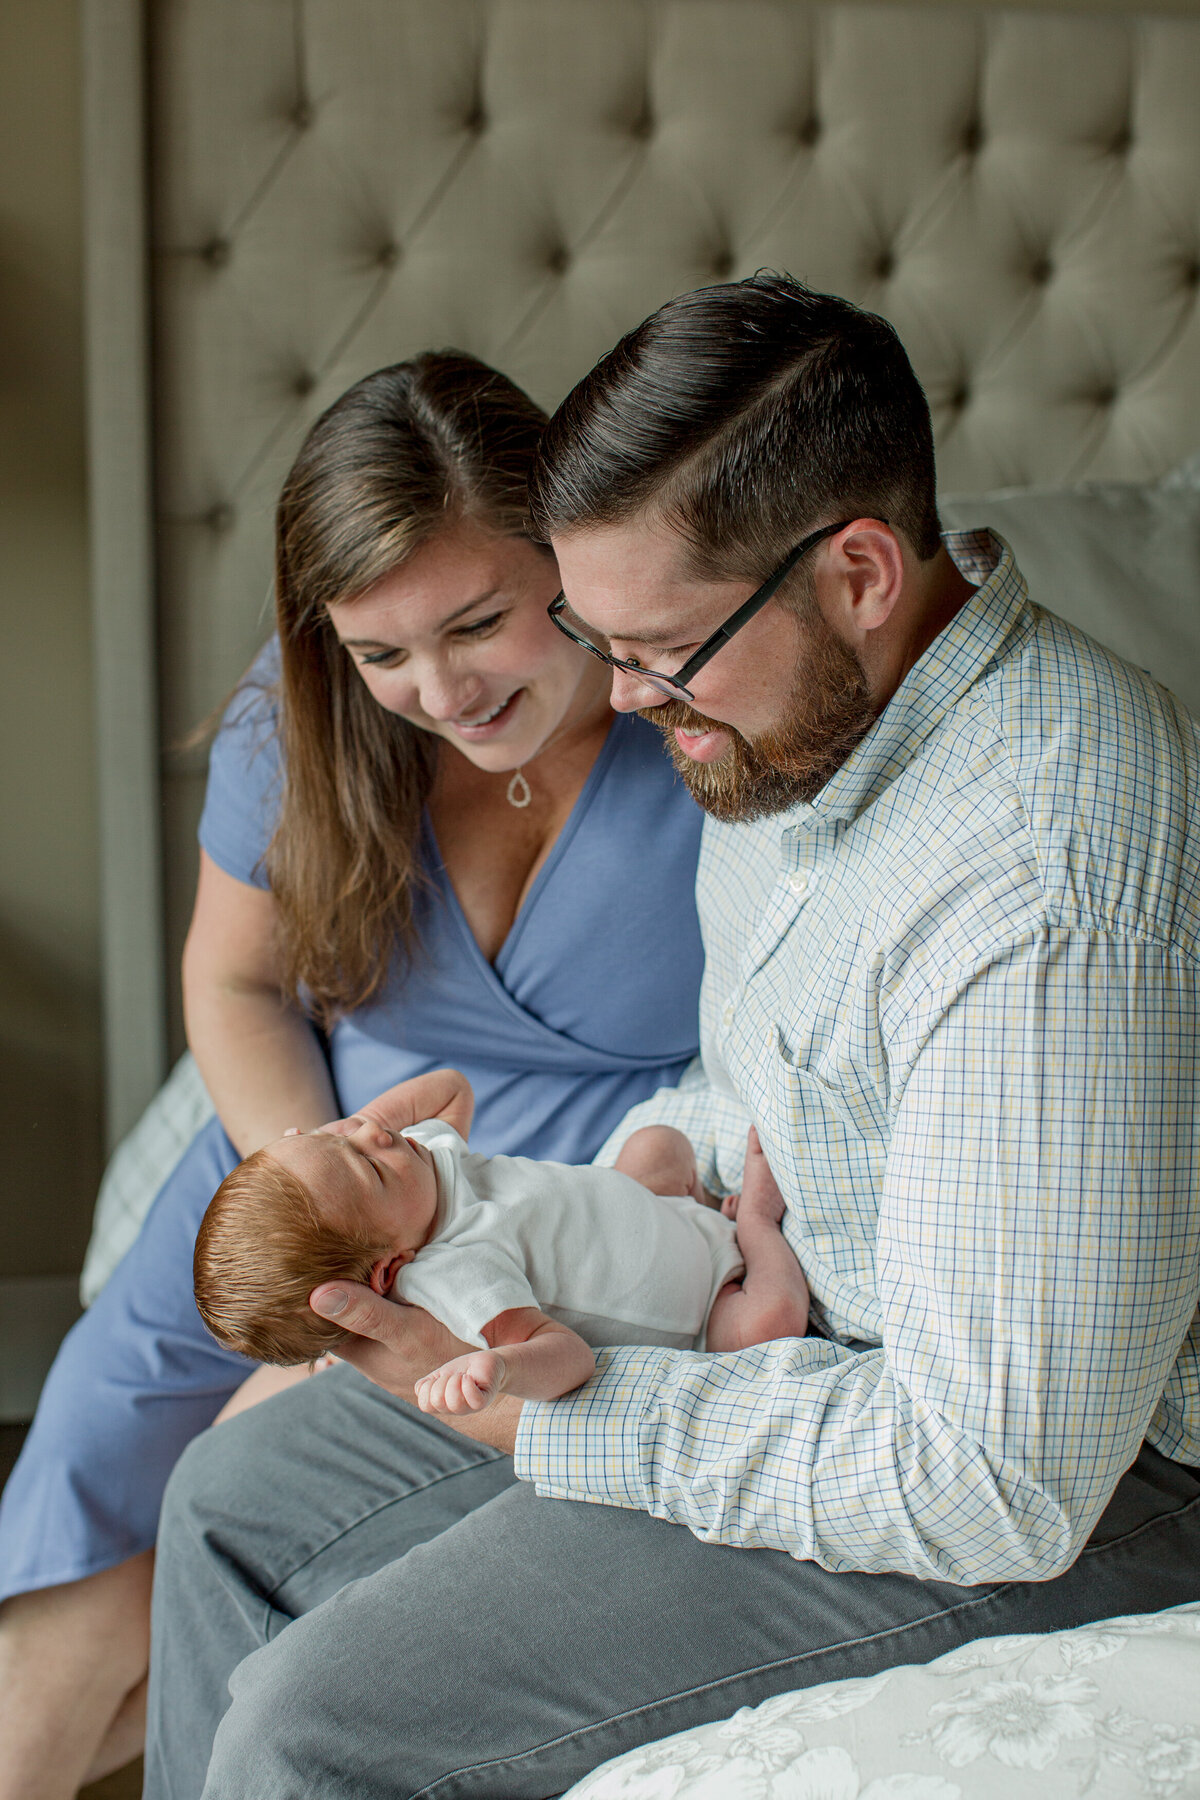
(338, 591, 502, 650)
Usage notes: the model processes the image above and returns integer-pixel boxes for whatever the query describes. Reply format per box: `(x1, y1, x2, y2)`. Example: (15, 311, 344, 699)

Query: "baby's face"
(269, 1117, 439, 1278)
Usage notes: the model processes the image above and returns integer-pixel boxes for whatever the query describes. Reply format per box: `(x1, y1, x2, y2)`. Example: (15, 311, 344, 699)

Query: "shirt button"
(722, 1002, 735, 1026)
(787, 870, 810, 896)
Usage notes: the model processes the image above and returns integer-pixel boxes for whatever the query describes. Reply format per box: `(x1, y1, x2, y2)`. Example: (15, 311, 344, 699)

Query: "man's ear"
(370, 1253, 408, 1296)
(825, 522, 905, 638)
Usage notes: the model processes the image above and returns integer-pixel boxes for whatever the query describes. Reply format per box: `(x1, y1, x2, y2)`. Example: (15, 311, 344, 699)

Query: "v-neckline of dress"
(423, 714, 624, 978)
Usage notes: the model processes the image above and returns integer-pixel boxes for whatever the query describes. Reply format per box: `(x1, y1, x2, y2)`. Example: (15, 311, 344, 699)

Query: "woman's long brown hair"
(266, 352, 548, 1027)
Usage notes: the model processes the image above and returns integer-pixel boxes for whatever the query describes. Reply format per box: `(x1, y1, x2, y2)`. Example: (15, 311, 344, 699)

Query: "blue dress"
(0, 651, 703, 1600)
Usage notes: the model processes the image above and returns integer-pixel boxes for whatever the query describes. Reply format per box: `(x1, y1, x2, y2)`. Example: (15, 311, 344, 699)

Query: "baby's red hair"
(194, 1147, 391, 1365)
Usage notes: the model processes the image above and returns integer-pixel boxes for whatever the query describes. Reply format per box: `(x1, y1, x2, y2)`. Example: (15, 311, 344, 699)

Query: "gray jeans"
(144, 1362, 1200, 1800)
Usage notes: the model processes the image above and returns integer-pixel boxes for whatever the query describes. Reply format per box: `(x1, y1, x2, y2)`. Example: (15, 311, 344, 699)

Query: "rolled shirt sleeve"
(518, 928, 1200, 1583)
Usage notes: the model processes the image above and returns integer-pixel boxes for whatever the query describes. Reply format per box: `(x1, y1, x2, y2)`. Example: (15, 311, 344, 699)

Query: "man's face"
(551, 518, 876, 821)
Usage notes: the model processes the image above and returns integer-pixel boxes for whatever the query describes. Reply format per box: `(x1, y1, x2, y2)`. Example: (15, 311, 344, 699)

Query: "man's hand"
(309, 1282, 522, 1454)
(415, 1350, 507, 1416)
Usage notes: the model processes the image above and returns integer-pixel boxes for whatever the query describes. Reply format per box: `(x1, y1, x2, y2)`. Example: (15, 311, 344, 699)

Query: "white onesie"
(392, 1120, 743, 1351)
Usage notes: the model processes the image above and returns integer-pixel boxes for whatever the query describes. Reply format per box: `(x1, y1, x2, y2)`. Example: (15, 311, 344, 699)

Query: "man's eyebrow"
(620, 624, 700, 648)
(558, 599, 695, 650)
(338, 590, 502, 649)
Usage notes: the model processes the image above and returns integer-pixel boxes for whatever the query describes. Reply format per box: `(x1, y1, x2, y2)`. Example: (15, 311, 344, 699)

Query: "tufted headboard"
(84, 0, 1200, 1139)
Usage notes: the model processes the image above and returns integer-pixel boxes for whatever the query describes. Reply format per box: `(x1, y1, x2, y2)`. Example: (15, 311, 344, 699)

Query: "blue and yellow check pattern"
(516, 532, 1200, 1584)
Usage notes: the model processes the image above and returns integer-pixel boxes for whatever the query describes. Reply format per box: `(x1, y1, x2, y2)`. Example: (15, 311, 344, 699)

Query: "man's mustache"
(638, 698, 734, 742)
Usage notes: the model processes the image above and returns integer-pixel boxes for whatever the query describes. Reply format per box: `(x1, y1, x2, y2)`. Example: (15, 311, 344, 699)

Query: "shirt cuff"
(513, 1345, 677, 1510)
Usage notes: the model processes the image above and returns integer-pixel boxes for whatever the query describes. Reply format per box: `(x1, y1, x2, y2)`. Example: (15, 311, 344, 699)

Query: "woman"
(0, 353, 704, 1797)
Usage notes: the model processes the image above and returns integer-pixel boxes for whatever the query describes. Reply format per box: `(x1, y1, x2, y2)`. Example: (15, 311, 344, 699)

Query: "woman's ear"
(370, 1253, 408, 1296)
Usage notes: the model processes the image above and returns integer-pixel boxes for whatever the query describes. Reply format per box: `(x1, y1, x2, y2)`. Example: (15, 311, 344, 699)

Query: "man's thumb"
(310, 1286, 348, 1318)
(309, 1281, 389, 1338)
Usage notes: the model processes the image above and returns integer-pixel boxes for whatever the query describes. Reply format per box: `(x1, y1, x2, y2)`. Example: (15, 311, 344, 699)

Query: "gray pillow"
(940, 454, 1200, 716)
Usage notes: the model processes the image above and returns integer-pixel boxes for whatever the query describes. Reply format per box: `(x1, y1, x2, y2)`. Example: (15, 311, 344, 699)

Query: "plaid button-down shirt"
(515, 531, 1200, 1584)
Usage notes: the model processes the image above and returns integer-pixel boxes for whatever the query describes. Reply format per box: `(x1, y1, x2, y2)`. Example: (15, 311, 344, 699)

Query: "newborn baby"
(194, 1068, 809, 1416)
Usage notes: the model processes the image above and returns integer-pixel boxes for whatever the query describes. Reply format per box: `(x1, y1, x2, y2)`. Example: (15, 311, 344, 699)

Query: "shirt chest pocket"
(762, 1028, 889, 1210)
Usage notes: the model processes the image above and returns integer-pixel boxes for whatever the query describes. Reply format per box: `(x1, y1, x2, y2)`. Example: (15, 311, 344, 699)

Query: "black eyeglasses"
(547, 520, 854, 702)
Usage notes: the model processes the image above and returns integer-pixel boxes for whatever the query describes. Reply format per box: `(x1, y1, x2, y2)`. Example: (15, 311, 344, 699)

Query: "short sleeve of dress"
(197, 640, 284, 890)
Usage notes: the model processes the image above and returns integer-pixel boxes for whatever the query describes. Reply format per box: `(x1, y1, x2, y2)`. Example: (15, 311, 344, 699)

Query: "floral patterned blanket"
(566, 1603, 1200, 1800)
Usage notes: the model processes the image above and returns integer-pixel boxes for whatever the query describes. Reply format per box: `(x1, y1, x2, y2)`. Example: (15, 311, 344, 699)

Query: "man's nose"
(609, 667, 662, 714)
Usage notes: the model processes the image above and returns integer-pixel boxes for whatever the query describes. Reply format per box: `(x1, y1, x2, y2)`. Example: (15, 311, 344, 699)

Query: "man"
(145, 276, 1200, 1799)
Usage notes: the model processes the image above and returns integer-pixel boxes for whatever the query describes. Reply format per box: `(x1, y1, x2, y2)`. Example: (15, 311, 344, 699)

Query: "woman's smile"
(449, 688, 525, 740)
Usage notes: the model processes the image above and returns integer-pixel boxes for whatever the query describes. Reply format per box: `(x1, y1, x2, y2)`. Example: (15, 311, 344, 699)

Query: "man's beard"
(644, 611, 877, 824)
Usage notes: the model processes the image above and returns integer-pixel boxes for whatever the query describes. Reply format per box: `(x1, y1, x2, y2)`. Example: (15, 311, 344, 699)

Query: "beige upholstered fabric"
(143, 0, 1200, 1024)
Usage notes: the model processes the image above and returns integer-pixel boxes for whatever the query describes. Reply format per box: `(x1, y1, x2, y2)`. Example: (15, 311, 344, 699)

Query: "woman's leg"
(0, 1364, 331, 1800)
(0, 1552, 153, 1800)
(0, 1115, 252, 1794)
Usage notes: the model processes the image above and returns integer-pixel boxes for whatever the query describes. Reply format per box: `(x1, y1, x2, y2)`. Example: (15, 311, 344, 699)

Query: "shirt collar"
(784, 529, 1031, 829)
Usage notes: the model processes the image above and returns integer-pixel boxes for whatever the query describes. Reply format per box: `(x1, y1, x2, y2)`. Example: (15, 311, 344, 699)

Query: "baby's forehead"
(269, 1131, 358, 1189)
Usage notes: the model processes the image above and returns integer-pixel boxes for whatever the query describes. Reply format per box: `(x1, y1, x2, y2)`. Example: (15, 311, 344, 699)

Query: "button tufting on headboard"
(145, 0, 1200, 908)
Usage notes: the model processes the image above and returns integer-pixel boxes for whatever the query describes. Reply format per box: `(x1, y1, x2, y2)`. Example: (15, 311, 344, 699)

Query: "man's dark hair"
(529, 273, 942, 577)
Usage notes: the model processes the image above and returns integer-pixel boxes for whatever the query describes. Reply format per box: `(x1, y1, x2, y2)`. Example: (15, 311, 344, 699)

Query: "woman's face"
(325, 522, 605, 772)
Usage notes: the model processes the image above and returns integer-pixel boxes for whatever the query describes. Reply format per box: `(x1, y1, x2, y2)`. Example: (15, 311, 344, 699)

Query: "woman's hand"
(306, 1069, 475, 1145)
(308, 1284, 522, 1454)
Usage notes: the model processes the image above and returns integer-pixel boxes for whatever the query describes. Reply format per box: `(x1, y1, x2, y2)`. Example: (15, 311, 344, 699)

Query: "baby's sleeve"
(394, 1238, 539, 1348)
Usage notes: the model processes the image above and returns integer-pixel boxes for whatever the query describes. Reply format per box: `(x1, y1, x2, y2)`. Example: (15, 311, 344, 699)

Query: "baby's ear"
(370, 1254, 406, 1296)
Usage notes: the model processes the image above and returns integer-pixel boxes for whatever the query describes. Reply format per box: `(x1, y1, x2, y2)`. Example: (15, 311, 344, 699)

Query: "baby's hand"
(415, 1350, 508, 1416)
(615, 1126, 706, 1204)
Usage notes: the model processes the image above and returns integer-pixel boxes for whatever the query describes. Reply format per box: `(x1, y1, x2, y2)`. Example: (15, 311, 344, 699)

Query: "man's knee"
(205, 1619, 404, 1799)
